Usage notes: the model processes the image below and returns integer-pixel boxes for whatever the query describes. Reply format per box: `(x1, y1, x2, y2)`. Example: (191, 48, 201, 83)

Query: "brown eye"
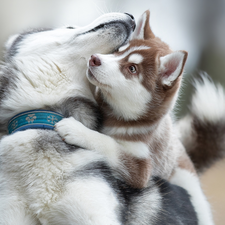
(129, 65, 137, 74)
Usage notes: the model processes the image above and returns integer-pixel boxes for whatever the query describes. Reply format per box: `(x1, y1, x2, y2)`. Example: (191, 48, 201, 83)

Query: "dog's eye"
(66, 26, 75, 29)
(129, 65, 137, 74)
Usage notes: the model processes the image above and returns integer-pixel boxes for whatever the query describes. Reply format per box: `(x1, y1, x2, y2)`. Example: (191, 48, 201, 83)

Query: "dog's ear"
(159, 51, 188, 87)
(5, 34, 19, 50)
(131, 10, 155, 40)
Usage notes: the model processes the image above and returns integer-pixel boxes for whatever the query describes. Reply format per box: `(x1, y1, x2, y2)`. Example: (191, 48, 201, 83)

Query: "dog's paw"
(55, 117, 87, 147)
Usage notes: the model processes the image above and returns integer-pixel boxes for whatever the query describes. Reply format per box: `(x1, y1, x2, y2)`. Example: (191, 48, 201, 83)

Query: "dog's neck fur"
(96, 85, 175, 147)
(0, 57, 102, 134)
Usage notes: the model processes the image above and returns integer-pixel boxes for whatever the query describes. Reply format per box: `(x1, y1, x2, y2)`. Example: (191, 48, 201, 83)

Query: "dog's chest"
(0, 129, 105, 211)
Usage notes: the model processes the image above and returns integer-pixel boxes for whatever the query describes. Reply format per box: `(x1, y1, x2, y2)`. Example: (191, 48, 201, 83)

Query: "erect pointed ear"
(5, 34, 19, 50)
(159, 51, 188, 87)
(131, 10, 155, 40)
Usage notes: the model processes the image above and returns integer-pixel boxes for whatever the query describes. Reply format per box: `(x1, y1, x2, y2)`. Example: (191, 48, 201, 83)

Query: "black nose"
(124, 13, 136, 31)
(125, 13, 134, 20)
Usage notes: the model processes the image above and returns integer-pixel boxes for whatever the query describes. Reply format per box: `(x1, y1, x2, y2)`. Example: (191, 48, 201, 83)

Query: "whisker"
(93, 2, 105, 15)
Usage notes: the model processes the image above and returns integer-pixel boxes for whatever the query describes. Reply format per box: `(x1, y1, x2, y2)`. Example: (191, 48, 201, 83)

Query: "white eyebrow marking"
(128, 53, 143, 64)
(118, 46, 151, 60)
(118, 43, 130, 52)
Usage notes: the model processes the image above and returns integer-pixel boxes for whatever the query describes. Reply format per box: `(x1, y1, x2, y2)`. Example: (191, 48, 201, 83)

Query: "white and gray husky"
(0, 12, 136, 225)
(0, 10, 224, 225)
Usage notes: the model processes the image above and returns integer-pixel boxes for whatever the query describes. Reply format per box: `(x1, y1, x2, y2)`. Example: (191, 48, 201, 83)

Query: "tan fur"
(120, 153, 152, 188)
(177, 151, 196, 175)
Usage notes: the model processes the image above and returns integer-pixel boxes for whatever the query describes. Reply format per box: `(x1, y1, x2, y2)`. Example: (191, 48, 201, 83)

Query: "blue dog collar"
(8, 110, 64, 134)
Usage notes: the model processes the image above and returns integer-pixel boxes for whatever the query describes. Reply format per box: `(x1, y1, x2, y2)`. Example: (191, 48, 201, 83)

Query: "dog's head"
(87, 10, 187, 123)
(0, 13, 135, 124)
(5, 13, 135, 62)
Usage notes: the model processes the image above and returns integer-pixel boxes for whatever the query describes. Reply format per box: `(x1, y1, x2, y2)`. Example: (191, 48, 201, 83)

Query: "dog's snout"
(89, 55, 101, 67)
(124, 13, 136, 31)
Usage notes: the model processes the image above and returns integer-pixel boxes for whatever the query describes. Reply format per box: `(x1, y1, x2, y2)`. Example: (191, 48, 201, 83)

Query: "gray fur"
(6, 28, 53, 58)
(0, 64, 17, 131)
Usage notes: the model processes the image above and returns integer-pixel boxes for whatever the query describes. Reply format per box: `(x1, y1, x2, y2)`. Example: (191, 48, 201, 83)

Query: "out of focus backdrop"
(0, 0, 225, 223)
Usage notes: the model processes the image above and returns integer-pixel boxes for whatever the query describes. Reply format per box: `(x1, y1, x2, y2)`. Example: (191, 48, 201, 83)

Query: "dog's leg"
(55, 117, 120, 165)
(170, 167, 214, 225)
(39, 177, 122, 225)
(55, 117, 149, 166)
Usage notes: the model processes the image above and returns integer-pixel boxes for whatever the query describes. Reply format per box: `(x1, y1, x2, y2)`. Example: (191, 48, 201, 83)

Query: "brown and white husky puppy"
(56, 10, 214, 225)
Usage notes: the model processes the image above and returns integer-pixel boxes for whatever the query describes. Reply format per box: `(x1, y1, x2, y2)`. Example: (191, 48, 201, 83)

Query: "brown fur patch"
(178, 151, 196, 175)
(120, 152, 152, 188)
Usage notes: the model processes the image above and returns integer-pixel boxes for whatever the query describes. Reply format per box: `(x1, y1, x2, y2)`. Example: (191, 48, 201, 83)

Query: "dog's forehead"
(116, 44, 152, 62)
(116, 38, 172, 66)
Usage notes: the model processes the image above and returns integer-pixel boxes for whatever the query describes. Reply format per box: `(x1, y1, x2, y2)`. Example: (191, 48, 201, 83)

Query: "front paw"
(55, 117, 86, 146)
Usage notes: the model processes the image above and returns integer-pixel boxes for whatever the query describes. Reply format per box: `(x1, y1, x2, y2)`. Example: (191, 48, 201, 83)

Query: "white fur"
(102, 124, 157, 136)
(118, 43, 130, 52)
(102, 79, 151, 121)
(192, 75, 225, 123)
(118, 141, 150, 159)
(39, 178, 121, 225)
(0, 186, 40, 225)
(88, 53, 152, 120)
(0, 130, 72, 218)
(170, 168, 214, 225)
(131, 12, 147, 40)
(128, 53, 143, 64)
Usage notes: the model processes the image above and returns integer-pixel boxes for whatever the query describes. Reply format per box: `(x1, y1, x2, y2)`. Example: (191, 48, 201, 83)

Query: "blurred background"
(0, 0, 225, 223)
